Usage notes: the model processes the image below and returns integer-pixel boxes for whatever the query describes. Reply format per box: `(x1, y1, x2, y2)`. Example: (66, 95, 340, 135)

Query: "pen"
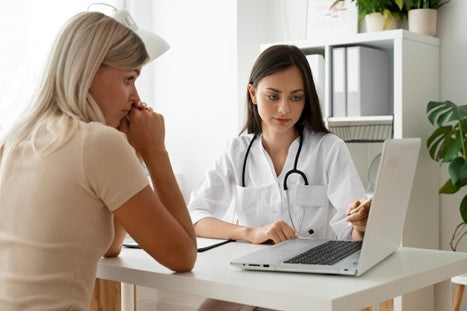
(347, 197, 372, 216)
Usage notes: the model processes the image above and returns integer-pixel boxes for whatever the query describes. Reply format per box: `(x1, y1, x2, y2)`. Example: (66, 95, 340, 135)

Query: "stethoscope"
(241, 132, 314, 235)
(241, 132, 309, 189)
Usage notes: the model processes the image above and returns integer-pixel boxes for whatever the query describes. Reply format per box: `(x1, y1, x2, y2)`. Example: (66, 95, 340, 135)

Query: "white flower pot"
(408, 8, 437, 37)
(365, 12, 398, 32)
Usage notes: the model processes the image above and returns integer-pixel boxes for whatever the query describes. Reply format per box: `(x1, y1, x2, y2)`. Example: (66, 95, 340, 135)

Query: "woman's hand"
(346, 198, 371, 240)
(118, 102, 166, 159)
(246, 221, 297, 244)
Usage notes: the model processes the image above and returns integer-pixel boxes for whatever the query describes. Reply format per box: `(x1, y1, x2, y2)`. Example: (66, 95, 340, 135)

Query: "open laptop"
(231, 138, 420, 276)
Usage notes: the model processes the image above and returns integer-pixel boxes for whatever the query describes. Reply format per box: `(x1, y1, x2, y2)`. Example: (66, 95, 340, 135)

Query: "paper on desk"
(123, 236, 231, 251)
(197, 237, 230, 249)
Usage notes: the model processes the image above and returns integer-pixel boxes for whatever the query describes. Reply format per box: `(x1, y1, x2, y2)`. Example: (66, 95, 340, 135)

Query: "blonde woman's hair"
(0, 12, 149, 188)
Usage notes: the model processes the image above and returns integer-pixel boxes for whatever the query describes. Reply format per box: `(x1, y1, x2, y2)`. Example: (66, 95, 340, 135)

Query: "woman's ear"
(248, 84, 257, 105)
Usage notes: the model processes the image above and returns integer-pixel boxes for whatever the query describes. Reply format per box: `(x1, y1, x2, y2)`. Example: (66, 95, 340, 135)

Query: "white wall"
(142, 0, 238, 201)
(436, 1, 467, 310)
(438, 0, 467, 254)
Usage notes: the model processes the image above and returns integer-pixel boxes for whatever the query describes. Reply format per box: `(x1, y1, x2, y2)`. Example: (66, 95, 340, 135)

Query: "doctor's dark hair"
(241, 44, 329, 135)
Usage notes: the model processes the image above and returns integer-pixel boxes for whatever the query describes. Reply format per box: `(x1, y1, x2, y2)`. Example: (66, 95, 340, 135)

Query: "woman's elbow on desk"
(102, 246, 122, 258)
(159, 242, 197, 272)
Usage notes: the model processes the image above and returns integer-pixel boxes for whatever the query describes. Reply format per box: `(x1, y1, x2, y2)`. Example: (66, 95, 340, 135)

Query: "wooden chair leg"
(361, 298, 393, 311)
(452, 284, 465, 311)
(91, 278, 121, 311)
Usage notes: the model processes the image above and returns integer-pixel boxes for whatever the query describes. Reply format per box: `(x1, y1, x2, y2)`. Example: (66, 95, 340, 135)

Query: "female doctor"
(189, 44, 369, 244)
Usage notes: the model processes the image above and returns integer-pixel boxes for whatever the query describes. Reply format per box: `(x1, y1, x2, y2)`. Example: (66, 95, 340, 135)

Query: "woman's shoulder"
(78, 122, 129, 149)
(79, 121, 124, 138)
(304, 129, 344, 148)
(226, 133, 256, 153)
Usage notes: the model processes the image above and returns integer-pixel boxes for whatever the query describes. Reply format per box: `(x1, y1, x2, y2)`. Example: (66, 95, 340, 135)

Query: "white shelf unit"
(263, 30, 441, 310)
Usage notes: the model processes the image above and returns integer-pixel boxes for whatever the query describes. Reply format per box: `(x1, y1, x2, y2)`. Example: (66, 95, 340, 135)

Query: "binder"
(306, 54, 325, 113)
(332, 47, 347, 117)
(346, 46, 390, 116)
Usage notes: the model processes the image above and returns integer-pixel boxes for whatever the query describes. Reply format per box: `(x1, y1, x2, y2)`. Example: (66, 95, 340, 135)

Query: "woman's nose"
(277, 98, 290, 114)
(130, 86, 140, 103)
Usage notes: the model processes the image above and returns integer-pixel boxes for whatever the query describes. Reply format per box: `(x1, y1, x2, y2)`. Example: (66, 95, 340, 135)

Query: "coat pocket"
(292, 185, 329, 237)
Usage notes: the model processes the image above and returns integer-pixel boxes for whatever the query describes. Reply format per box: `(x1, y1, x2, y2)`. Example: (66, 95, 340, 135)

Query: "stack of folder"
(330, 45, 393, 142)
(332, 45, 390, 117)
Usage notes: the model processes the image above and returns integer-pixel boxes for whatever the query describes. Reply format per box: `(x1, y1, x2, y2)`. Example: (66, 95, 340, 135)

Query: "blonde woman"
(0, 11, 196, 310)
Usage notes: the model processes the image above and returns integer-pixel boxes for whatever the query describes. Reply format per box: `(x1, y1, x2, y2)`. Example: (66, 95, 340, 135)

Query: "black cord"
(283, 132, 309, 190)
(242, 135, 257, 187)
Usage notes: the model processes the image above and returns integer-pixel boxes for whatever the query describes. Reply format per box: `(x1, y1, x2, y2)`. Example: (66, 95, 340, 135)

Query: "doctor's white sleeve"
(188, 151, 236, 225)
(326, 139, 366, 239)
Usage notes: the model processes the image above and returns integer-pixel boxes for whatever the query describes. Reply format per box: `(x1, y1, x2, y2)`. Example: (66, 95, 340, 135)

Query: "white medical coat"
(188, 130, 365, 239)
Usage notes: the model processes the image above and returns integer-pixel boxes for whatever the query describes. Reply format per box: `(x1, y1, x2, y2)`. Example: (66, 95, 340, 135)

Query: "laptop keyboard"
(284, 240, 362, 265)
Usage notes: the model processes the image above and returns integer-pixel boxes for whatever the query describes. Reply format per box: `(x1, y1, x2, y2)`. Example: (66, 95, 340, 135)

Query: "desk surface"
(97, 242, 467, 311)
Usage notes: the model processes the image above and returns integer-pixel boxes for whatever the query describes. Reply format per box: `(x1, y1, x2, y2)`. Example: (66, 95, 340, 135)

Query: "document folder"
(346, 46, 390, 116)
(332, 47, 347, 117)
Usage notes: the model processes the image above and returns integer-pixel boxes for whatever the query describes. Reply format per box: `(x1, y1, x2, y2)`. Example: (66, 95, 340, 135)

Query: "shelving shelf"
(327, 115, 393, 142)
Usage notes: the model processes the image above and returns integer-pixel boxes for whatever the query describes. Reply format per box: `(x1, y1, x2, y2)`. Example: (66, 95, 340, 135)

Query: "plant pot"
(408, 8, 437, 37)
(365, 12, 398, 32)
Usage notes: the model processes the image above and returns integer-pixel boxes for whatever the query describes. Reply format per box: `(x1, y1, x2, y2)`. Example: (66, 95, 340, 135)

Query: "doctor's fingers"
(281, 223, 297, 240)
(347, 200, 361, 213)
(269, 231, 288, 244)
(349, 216, 368, 231)
(271, 221, 296, 239)
(273, 225, 296, 243)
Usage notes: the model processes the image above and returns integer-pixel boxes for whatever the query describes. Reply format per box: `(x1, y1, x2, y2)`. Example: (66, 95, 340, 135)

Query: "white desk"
(97, 242, 467, 311)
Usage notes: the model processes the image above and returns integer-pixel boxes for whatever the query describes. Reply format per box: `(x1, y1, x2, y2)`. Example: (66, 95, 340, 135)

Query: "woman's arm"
(103, 218, 126, 258)
(114, 186, 196, 272)
(112, 107, 196, 272)
(195, 217, 296, 244)
(143, 149, 196, 246)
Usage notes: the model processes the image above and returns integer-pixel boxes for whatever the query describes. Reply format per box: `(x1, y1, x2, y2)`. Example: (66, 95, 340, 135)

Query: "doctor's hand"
(119, 103, 166, 159)
(346, 198, 371, 241)
(246, 221, 297, 244)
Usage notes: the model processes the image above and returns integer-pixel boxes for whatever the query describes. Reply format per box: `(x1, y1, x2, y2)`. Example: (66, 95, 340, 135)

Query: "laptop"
(231, 138, 420, 276)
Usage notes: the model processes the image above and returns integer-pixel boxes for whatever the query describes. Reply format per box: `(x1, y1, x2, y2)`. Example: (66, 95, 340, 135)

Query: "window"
(0, 0, 121, 135)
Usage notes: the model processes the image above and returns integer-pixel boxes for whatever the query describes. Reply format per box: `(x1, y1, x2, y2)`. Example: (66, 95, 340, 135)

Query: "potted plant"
(333, 0, 406, 32)
(426, 100, 467, 251)
(405, 0, 451, 36)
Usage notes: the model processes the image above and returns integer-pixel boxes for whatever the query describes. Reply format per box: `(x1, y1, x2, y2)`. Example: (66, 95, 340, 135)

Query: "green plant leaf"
(427, 101, 457, 127)
(461, 195, 467, 223)
(459, 105, 467, 118)
(395, 0, 404, 10)
(427, 125, 454, 161)
(439, 178, 460, 194)
(449, 157, 467, 188)
(443, 135, 462, 163)
(383, 9, 392, 30)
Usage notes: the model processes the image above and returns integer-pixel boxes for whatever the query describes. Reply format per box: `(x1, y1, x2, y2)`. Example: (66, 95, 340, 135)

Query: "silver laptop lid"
(357, 138, 420, 275)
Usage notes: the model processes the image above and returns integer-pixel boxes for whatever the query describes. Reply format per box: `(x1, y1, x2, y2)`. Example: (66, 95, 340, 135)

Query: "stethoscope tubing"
(242, 132, 309, 190)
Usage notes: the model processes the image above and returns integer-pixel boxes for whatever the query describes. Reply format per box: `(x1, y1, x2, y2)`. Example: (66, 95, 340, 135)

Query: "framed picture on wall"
(306, 0, 358, 42)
